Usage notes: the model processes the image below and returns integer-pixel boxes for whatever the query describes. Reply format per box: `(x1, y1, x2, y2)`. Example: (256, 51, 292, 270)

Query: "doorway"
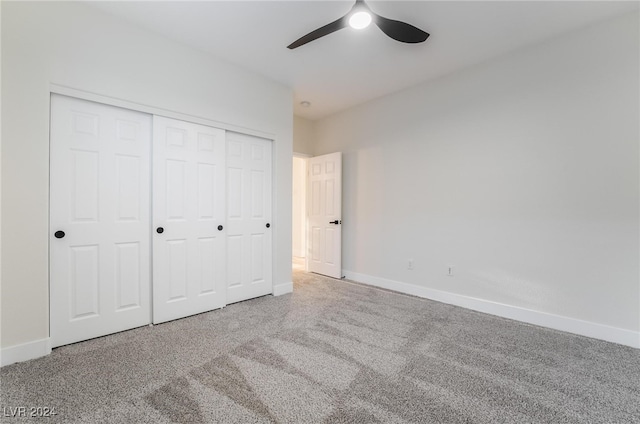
(292, 152, 343, 278)
(292, 155, 307, 271)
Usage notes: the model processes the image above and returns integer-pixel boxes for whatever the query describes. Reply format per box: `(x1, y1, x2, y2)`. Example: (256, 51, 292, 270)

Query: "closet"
(49, 95, 273, 347)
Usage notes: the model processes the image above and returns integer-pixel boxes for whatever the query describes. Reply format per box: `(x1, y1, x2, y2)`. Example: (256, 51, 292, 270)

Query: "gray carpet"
(1, 269, 639, 423)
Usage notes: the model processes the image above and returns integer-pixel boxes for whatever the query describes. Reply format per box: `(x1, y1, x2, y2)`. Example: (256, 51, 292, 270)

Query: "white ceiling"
(90, 1, 638, 120)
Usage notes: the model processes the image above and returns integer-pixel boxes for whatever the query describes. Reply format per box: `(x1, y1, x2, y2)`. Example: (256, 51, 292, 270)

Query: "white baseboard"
(343, 270, 640, 349)
(1, 338, 52, 367)
(273, 281, 293, 296)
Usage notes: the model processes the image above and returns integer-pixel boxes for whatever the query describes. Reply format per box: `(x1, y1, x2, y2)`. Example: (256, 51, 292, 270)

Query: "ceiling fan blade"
(372, 13, 429, 44)
(287, 16, 348, 49)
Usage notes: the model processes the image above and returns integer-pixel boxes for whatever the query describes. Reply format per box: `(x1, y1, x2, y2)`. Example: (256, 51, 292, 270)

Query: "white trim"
(273, 281, 293, 296)
(49, 83, 275, 140)
(1, 338, 52, 367)
(343, 270, 640, 349)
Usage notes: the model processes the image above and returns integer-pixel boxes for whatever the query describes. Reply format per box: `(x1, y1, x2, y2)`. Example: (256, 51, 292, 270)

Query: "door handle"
(266, 223, 271, 228)
(156, 227, 164, 234)
(54, 230, 65, 239)
(218, 225, 223, 231)
(329, 220, 341, 225)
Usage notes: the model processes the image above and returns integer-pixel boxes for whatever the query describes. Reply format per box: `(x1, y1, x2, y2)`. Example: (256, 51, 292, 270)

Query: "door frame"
(50, 85, 275, 141)
(292, 152, 310, 272)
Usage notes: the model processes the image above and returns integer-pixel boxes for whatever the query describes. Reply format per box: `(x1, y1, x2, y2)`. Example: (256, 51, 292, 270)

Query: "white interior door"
(226, 132, 273, 304)
(153, 116, 226, 324)
(50, 94, 152, 347)
(308, 152, 342, 278)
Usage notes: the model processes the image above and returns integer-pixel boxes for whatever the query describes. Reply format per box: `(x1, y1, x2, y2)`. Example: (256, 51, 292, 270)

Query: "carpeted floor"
(1, 269, 639, 423)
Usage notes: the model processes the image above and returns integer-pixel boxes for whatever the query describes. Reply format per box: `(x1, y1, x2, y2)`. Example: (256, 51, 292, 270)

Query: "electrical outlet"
(408, 259, 414, 270)
(447, 266, 454, 276)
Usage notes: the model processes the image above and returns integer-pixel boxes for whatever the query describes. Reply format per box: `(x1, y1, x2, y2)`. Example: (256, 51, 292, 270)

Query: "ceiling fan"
(287, 0, 429, 50)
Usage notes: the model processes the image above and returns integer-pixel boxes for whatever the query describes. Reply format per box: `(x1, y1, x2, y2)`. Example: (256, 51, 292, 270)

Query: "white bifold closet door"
(226, 132, 273, 304)
(152, 116, 227, 324)
(50, 95, 152, 347)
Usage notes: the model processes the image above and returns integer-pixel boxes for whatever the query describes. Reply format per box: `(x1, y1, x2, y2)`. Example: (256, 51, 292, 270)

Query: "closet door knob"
(156, 227, 164, 234)
(218, 225, 223, 231)
(54, 230, 65, 239)
(266, 223, 271, 228)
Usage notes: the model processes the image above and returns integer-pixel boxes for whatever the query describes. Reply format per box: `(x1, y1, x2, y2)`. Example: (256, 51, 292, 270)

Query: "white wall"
(313, 12, 639, 347)
(293, 115, 314, 155)
(1, 2, 293, 357)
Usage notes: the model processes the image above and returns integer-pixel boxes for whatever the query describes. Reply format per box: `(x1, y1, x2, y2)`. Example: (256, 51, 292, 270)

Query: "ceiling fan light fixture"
(348, 11, 372, 30)
(286, 0, 429, 49)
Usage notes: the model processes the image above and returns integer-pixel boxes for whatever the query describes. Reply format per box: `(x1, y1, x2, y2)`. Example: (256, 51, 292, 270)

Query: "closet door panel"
(226, 132, 272, 304)
(153, 117, 226, 324)
(50, 94, 152, 348)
